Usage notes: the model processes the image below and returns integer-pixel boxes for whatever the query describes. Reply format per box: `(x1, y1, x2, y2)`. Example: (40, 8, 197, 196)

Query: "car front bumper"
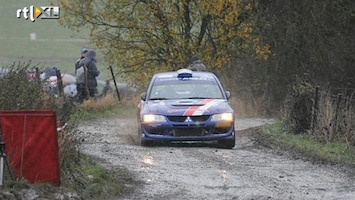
(141, 121, 235, 141)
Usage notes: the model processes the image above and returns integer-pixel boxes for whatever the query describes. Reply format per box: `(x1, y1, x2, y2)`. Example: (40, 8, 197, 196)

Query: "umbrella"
(40, 66, 57, 80)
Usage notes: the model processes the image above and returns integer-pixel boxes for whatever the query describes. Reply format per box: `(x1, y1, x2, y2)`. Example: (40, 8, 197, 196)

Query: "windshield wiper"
(149, 97, 169, 100)
(187, 97, 208, 99)
(187, 97, 223, 99)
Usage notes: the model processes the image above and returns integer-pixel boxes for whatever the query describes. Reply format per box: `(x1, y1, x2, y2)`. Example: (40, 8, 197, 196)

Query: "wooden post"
(332, 93, 342, 141)
(56, 69, 64, 98)
(109, 66, 121, 101)
(84, 65, 89, 100)
(311, 86, 320, 132)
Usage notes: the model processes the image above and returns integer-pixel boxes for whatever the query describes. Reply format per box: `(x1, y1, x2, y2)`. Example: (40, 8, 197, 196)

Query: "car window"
(149, 79, 224, 100)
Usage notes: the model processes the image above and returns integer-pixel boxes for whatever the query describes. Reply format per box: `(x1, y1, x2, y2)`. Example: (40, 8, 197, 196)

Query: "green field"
(0, 0, 109, 78)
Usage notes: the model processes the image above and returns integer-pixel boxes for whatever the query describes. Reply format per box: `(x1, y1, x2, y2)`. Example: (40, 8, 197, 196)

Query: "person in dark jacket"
(75, 48, 88, 103)
(77, 50, 100, 101)
(188, 55, 207, 71)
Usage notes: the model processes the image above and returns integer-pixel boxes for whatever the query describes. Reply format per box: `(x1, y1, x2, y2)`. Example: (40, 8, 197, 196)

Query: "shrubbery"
(283, 76, 314, 134)
(0, 62, 76, 124)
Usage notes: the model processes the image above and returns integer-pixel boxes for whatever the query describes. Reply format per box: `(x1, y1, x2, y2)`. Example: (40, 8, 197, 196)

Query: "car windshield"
(149, 79, 224, 100)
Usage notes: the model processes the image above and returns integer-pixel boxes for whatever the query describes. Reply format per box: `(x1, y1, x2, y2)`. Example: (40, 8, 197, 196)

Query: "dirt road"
(78, 117, 355, 200)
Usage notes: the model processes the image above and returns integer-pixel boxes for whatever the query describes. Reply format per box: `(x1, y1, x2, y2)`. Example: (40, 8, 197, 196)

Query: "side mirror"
(141, 92, 147, 101)
(225, 91, 231, 99)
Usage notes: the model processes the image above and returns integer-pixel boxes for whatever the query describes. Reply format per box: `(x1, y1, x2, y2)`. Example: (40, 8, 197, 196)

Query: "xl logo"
(16, 6, 60, 22)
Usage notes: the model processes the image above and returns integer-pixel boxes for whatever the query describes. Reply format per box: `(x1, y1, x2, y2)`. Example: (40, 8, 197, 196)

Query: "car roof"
(153, 68, 217, 80)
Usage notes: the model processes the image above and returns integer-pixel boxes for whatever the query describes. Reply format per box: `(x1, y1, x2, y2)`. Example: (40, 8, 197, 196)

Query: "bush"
(0, 62, 77, 125)
(282, 75, 314, 134)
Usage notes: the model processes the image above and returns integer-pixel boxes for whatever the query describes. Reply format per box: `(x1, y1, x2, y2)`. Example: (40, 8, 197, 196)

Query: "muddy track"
(78, 117, 355, 200)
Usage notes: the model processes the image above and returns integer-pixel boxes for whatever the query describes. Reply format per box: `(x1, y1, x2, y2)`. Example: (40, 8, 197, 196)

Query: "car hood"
(142, 99, 233, 116)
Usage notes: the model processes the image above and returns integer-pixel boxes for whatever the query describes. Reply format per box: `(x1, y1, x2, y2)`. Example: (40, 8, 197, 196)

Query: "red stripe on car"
(184, 99, 216, 116)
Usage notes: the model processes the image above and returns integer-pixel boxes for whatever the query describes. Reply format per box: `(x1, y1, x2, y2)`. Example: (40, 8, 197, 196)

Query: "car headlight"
(143, 114, 167, 123)
(211, 113, 234, 122)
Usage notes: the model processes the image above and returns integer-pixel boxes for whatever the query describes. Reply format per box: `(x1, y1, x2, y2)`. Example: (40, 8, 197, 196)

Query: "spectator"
(187, 55, 207, 71)
(77, 50, 100, 101)
(75, 48, 88, 103)
(75, 48, 88, 71)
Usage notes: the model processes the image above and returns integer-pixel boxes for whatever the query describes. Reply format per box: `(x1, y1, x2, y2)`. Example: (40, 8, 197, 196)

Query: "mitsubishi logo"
(184, 117, 193, 122)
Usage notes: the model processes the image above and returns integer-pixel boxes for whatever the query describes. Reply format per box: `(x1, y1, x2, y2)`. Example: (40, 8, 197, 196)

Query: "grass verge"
(254, 122, 355, 167)
(72, 94, 138, 121)
(63, 153, 127, 200)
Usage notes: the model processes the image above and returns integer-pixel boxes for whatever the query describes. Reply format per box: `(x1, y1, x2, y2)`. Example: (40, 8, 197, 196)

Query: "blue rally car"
(137, 69, 235, 149)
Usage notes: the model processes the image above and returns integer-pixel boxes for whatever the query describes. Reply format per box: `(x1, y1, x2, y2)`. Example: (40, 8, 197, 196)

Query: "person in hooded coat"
(77, 50, 100, 102)
(187, 55, 207, 71)
(75, 48, 88, 103)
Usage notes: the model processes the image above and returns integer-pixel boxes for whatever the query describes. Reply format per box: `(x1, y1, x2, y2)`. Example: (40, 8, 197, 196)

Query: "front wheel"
(137, 124, 146, 146)
(138, 129, 153, 146)
(140, 137, 154, 146)
(217, 135, 235, 149)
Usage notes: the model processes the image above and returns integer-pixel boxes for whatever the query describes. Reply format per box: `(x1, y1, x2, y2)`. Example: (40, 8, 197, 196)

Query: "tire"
(138, 128, 153, 146)
(137, 123, 146, 146)
(138, 125, 155, 146)
(217, 135, 235, 149)
(141, 138, 154, 146)
(140, 138, 148, 146)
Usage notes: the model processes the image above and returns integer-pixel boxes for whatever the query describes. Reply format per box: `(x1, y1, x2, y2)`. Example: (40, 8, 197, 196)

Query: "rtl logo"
(17, 6, 60, 22)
